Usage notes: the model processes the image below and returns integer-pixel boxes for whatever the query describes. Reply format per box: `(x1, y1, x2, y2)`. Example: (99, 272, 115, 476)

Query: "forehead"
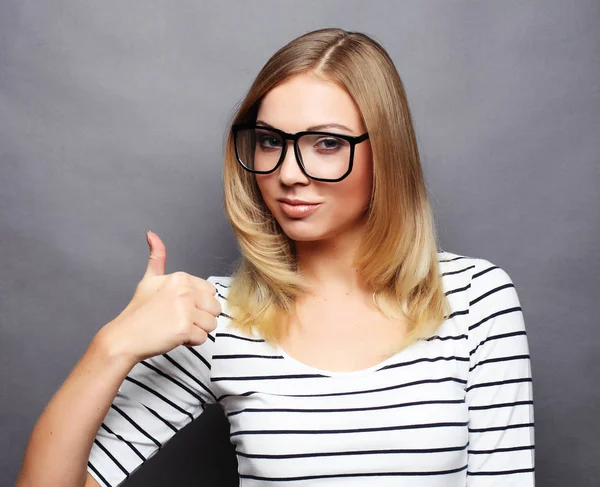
(256, 73, 365, 134)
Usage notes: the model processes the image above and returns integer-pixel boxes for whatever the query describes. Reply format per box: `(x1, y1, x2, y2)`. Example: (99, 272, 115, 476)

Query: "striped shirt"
(87, 250, 535, 486)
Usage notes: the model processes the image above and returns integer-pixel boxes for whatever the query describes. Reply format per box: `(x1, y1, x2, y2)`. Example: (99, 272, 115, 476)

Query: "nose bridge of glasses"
(279, 136, 303, 172)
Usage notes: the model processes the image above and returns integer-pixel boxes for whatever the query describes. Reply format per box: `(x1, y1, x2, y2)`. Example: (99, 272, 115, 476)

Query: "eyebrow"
(256, 119, 355, 134)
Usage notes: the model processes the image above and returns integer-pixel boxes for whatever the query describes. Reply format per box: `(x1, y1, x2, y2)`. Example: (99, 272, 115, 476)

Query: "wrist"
(91, 323, 139, 369)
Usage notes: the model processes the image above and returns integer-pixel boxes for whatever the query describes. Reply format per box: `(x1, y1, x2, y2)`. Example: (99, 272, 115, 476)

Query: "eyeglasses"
(232, 123, 370, 182)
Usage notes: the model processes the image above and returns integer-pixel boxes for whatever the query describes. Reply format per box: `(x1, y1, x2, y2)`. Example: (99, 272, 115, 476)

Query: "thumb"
(143, 229, 167, 278)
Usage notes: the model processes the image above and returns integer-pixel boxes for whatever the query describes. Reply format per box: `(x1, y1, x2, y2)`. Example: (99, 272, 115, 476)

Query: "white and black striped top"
(87, 251, 535, 486)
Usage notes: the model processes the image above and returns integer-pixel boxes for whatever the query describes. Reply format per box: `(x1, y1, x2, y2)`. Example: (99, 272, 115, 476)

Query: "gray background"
(1, 0, 598, 485)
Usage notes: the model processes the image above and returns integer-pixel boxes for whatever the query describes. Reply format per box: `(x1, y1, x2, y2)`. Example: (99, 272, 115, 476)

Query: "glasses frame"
(232, 122, 370, 183)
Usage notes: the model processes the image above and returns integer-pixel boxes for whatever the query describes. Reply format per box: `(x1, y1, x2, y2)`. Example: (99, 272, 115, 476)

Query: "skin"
(255, 72, 374, 299)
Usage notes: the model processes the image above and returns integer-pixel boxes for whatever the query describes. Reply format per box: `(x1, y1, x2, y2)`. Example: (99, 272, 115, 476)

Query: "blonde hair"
(221, 28, 452, 352)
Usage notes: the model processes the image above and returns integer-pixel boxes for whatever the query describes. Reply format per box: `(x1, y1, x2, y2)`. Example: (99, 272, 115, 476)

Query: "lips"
(278, 198, 319, 205)
(278, 200, 322, 218)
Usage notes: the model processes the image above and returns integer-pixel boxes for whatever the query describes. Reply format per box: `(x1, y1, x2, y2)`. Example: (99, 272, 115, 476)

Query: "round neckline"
(275, 342, 415, 378)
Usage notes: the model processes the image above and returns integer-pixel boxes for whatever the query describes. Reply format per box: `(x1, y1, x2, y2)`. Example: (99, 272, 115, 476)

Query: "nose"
(277, 140, 310, 186)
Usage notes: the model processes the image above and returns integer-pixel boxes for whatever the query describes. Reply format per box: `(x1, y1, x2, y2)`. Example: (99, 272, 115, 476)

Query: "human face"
(254, 73, 373, 243)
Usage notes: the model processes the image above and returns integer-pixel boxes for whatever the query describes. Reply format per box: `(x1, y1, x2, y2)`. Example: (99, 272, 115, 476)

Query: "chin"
(275, 221, 325, 241)
(280, 227, 323, 241)
(287, 233, 324, 242)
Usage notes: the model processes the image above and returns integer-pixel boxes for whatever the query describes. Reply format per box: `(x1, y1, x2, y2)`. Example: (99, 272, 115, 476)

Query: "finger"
(188, 276, 218, 298)
(143, 230, 167, 278)
(193, 291, 222, 318)
(183, 326, 209, 347)
(191, 307, 218, 334)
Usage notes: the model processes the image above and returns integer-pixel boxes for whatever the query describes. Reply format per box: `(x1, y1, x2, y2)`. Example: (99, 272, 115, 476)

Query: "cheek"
(254, 175, 281, 213)
(343, 151, 373, 202)
(255, 175, 272, 200)
(328, 165, 373, 217)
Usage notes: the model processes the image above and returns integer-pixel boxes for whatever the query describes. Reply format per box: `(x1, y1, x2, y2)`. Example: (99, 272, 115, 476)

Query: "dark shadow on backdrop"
(119, 405, 238, 486)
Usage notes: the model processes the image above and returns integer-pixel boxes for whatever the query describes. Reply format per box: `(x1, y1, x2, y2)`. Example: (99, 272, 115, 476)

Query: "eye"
(316, 137, 347, 152)
(257, 133, 282, 149)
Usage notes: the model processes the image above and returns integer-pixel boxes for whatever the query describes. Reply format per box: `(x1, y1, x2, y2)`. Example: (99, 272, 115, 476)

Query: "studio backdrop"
(1, 1, 599, 486)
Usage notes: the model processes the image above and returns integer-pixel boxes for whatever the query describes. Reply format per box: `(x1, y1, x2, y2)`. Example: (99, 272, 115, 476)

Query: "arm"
(16, 330, 138, 487)
(465, 259, 535, 485)
(17, 272, 223, 487)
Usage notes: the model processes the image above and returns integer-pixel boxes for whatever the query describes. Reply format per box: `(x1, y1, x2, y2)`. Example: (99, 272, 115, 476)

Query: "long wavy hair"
(221, 27, 452, 352)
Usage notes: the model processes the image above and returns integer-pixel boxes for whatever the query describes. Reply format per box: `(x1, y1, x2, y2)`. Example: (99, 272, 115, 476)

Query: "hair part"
(221, 28, 452, 352)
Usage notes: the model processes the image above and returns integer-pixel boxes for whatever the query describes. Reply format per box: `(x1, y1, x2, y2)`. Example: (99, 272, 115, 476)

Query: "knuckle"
(195, 292, 208, 309)
(170, 271, 189, 284)
(196, 310, 217, 331)
(201, 315, 217, 333)
(175, 319, 191, 335)
(212, 297, 223, 316)
(206, 296, 221, 316)
(175, 286, 192, 299)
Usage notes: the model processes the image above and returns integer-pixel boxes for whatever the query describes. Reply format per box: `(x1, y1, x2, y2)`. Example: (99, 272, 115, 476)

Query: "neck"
(295, 220, 369, 297)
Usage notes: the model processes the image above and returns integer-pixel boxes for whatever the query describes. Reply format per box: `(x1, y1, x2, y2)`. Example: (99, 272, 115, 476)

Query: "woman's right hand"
(97, 230, 222, 364)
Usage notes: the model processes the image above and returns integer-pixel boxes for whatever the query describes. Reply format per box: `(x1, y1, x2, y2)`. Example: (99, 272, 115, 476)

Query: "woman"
(17, 28, 535, 486)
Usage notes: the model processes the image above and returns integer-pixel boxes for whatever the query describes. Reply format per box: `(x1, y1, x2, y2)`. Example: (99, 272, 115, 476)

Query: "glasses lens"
(297, 133, 351, 180)
(235, 127, 353, 181)
(235, 127, 283, 172)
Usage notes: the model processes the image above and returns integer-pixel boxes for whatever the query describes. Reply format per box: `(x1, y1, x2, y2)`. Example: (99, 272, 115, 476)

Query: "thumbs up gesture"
(97, 230, 222, 364)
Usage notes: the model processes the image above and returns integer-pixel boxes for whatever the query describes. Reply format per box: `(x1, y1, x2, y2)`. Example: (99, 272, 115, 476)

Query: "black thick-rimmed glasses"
(232, 123, 370, 183)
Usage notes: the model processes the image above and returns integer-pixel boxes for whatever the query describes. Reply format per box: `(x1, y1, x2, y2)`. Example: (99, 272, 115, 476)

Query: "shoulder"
(437, 249, 516, 295)
(437, 249, 522, 330)
(438, 250, 525, 350)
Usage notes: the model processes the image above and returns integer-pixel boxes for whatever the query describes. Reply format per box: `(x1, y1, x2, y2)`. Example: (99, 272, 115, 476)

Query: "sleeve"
(86, 276, 224, 487)
(465, 259, 535, 486)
